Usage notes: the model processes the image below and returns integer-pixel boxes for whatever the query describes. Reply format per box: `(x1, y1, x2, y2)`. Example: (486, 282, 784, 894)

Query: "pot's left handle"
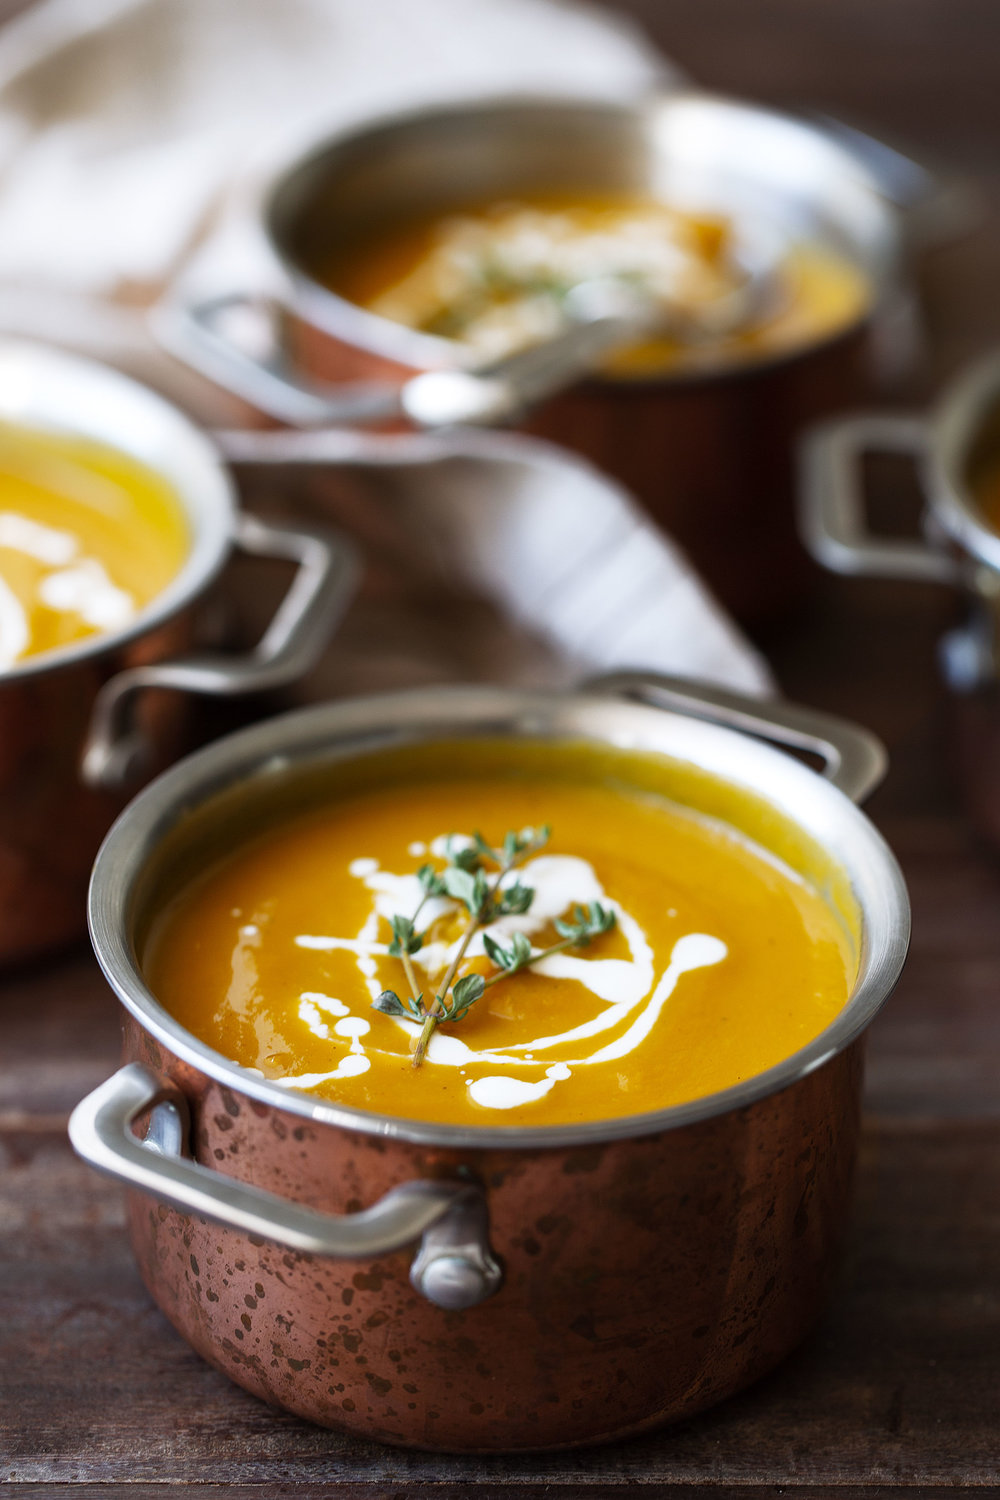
(584, 670, 886, 805)
(82, 515, 360, 791)
(154, 291, 405, 428)
(69, 1063, 502, 1311)
(798, 412, 961, 585)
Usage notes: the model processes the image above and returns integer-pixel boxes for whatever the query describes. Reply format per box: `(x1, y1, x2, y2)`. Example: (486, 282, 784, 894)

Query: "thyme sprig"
(371, 826, 616, 1068)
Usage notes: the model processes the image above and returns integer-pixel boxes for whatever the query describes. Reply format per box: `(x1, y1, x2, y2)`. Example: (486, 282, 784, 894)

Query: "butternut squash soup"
(317, 191, 872, 377)
(143, 741, 856, 1128)
(0, 424, 189, 668)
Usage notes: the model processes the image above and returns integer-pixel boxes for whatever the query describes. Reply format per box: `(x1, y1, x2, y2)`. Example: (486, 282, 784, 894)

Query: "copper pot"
(157, 93, 912, 623)
(70, 673, 908, 1450)
(0, 340, 358, 964)
(800, 350, 1000, 847)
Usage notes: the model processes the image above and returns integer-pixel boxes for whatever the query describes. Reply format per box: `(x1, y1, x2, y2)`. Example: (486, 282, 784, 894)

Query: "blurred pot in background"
(801, 351, 1000, 848)
(0, 341, 356, 965)
(160, 92, 925, 624)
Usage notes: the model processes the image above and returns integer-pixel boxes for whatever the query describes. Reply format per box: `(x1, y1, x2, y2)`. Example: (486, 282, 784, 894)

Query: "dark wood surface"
(2, 1, 1000, 1494)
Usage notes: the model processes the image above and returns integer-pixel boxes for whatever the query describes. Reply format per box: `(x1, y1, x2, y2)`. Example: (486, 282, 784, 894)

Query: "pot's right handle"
(799, 412, 961, 585)
(69, 1063, 502, 1311)
(82, 513, 359, 791)
(584, 670, 886, 805)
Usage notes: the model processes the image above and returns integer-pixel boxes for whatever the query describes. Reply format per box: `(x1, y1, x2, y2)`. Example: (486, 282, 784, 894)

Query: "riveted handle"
(799, 412, 961, 585)
(82, 514, 359, 790)
(69, 1063, 502, 1309)
(584, 669, 887, 805)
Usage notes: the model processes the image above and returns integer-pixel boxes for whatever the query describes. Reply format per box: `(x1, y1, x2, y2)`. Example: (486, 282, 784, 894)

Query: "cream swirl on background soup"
(0, 424, 189, 667)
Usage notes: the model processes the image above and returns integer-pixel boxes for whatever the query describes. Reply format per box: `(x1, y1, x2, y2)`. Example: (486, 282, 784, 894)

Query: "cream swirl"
(284, 846, 729, 1112)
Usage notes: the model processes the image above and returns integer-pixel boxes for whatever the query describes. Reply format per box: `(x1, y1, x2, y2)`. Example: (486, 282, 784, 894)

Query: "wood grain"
(2, 0, 1000, 1492)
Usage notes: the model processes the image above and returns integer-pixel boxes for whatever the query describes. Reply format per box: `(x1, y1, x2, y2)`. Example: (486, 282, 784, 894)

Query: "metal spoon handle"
(400, 310, 646, 428)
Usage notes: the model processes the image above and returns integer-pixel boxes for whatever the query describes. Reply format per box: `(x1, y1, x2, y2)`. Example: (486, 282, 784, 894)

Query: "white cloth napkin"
(0, 0, 671, 294)
(0, 0, 774, 696)
(223, 424, 774, 695)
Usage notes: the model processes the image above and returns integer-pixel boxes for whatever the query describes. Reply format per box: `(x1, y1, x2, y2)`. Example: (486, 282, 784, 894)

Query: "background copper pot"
(70, 674, 909, 1451)
(800, 350, 1000, 848)
(158, 93, 910, 623)
(0, 340, 358, 965)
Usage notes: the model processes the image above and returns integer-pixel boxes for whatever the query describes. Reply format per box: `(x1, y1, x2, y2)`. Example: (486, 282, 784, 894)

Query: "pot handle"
(69, 1062, 503, 1311)
(810, 113, 984, 253)
(82, 513, 360, 791)
(154, 291, 405, 428)
(583, 670, 886, 805)
(799, 412, 962, 585)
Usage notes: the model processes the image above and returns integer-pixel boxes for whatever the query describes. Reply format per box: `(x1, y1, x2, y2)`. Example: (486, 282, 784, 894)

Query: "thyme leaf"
(554, 902, 616, 946)
(373, 988, 424, 1022)
(441, 971, 486, 1022)
(388, 914, 423, 957)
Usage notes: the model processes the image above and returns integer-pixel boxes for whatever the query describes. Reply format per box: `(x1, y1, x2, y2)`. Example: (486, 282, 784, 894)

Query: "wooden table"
(2, 2, 999, 1494)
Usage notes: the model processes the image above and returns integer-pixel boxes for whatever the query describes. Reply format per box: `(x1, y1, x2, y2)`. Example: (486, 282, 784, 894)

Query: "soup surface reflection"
(318, 191, 871, 376)
(0, 424, 189, 667)
(144, 743, 856, 1127)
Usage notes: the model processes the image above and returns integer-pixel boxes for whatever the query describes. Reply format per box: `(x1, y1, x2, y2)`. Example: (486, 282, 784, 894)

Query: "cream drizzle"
(0, 510, 137, 658)
(0, 512, 77, 565)
(286, 843, 729, 1112)
(38, 559, 134, 630)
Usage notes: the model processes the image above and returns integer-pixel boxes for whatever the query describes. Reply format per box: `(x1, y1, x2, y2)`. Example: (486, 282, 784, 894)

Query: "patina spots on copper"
(122, 1015, 862, 1451)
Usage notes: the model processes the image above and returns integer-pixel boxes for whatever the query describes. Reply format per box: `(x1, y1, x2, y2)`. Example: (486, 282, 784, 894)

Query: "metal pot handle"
(584, 669, 886, 805)
(799, 412, 961, 585)
(811, 113, 983, 253)
(154, 291, 404, 427)
(82, 514, 359, 791)
(69, 1062, 502, 1311)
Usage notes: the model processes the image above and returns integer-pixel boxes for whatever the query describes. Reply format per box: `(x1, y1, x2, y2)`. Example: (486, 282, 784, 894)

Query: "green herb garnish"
(371, 826, 615, 1068)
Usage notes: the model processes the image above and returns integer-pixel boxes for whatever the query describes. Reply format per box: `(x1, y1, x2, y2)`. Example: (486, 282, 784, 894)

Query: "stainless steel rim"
(88, 683, 910, 1151)
(0, 339, 237, 682)
(263, 89, 898, 386)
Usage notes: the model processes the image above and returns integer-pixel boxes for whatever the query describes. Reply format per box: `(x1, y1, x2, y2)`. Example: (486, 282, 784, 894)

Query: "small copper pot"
(70, 673, 908, 1451)
(800, 350, 1000, 847)
(157, 93, 912, 623)
(0, 340, 357, 964)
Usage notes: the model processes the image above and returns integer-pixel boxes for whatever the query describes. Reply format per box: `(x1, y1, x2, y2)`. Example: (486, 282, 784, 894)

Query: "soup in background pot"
(315, 190, 872, 379)
(0, 423, 189, 667)
(143, 738, 858, 1128)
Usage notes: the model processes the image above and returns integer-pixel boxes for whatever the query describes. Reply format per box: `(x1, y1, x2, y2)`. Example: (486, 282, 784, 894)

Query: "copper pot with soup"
(801, 350, 1000, 848)
(0, 340, 357, 965)
(159, 93, 909, 623)
(70, 673, 908, 1451)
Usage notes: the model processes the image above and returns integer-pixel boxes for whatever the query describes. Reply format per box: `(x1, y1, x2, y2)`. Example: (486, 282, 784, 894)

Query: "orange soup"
(0, 424, 189, 668)
(317, 190, 872, 377)
(143, 741, 856, 1128)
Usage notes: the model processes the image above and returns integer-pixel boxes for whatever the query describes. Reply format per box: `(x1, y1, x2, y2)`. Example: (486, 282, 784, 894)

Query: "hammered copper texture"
(123, 1014, 863, 1452)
